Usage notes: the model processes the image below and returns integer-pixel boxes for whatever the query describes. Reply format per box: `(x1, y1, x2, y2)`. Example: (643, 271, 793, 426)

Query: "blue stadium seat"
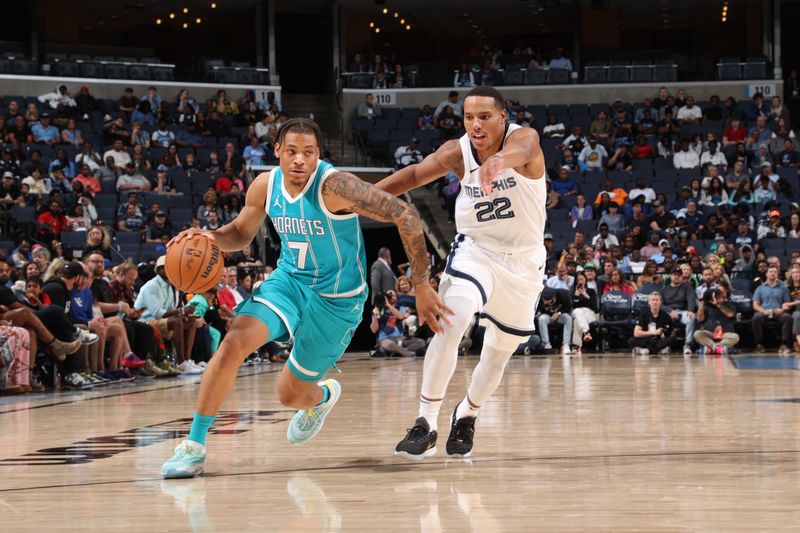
(115, 233, 142, 245)
(61, 231, 86, 250)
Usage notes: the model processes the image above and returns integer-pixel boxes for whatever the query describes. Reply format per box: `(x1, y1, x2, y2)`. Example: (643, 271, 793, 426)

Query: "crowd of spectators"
(363, 84, 800, 358)
(0, 82, 295, 395)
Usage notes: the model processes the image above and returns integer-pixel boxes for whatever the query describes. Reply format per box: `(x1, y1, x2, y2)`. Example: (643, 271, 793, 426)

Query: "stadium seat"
(525, 68, 546, 85)
(547, 69, 570, 85)
(11, 59, 37, 75)
(104, 64, 127, 79)
(128, 65, 151, 80)
(54, 61, 80, 77)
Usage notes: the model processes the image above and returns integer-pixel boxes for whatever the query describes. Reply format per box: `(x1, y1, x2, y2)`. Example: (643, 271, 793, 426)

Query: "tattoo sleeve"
(323, 172, 430, 285)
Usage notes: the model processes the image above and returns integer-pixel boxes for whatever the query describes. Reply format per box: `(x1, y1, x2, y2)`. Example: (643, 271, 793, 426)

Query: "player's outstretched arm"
(322, 171, 453, 332)
(479, 127, 544, 194)
(168, 172, 269, 252)
(375, 140, 463, 197)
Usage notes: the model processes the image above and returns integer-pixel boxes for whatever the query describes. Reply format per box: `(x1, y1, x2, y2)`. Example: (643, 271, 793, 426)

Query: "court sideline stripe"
(1, 448, 799, 494)
(0, 356, 375, 416)
(0, 368, 280, 416)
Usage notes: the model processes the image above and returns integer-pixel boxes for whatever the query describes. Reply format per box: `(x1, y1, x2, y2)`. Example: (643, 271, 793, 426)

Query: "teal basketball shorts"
(235, 269, 367, 382)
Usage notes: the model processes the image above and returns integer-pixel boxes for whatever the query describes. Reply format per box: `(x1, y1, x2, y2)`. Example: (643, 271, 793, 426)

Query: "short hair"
(378, 247, 391, 259)
(464, 86, 504, 110)
(26, 275, 42, 286)
(275, 117, 322, 148)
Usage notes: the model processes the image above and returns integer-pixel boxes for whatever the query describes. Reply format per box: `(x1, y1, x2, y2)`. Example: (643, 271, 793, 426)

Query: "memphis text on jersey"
(462, 176, 518, 198)
(272, 216, 326, 236)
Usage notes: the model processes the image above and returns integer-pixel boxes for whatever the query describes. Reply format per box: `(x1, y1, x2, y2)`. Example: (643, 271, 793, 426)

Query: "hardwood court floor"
(2, 354, 800, 532)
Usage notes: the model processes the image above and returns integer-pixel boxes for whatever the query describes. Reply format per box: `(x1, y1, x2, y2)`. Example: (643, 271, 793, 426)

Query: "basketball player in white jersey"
(376, 86, 547, 459)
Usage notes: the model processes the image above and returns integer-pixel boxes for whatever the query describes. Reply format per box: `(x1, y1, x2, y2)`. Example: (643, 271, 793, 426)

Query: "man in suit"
(370, 247, 397, 306)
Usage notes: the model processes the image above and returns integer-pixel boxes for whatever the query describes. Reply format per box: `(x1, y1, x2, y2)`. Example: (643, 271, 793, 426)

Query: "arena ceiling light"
(721, 1, 728, 22)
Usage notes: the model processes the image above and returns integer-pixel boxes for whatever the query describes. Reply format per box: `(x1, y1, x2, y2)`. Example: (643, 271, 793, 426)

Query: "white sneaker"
(683, 345, 693, 356)
(177, 361, 203, 375)
(543, 343, 552, 350)
(79, 329, 99, 345)
(632, 347, 650, 356)
(659, 347, 671, 355)
(561, 345, 571, 355)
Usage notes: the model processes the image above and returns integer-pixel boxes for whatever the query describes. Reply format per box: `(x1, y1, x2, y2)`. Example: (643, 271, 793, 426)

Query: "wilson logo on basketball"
(165, 233, 224, 293)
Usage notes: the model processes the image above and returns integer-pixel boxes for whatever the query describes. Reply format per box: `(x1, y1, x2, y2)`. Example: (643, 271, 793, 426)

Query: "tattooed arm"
(322, 171, 452, 332)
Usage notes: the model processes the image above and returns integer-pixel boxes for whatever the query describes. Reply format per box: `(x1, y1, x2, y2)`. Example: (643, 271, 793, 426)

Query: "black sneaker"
(445, 405, 476, 458)
(394, 417, 438, 461)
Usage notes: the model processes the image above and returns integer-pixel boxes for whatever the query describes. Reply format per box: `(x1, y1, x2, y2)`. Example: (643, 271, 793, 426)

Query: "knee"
(277, 381, 300, 407)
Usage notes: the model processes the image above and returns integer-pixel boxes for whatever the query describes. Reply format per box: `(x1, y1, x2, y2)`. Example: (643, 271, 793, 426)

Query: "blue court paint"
(729, 357, 799, 370)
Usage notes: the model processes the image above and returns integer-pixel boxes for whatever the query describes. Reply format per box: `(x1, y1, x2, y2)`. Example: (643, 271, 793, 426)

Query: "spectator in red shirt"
(72, 164, 101, 194)
(215, 266, 239, 319)
(37, 199, 67, 239)
(632, 135, 655, 159)
(723, 117, 747, 149)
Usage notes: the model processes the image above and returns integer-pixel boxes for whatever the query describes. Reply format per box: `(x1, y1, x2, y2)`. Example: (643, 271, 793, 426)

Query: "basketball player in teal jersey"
(162, 118, 451, 478)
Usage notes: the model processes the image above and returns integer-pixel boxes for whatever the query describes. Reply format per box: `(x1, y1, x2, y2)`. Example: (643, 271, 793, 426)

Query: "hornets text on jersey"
(264, 160, 367, 298)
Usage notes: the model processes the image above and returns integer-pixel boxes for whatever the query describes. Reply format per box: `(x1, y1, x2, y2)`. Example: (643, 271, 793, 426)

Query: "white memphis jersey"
(455, 123, 547, 256)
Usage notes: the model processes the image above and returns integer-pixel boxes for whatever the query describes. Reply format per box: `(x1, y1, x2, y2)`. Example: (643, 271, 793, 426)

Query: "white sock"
(456, 395, 480, 419)
(419, 396, 443, 432)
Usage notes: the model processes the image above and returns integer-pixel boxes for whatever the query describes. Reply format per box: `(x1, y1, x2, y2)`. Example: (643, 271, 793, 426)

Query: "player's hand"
(479, 154, 505, 195)
(167, 227, 215, 249)
(414, 283, 454, 334)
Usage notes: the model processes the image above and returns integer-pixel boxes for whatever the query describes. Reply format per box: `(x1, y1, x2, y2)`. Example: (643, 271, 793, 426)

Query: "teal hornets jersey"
(265, 160, 367, 298)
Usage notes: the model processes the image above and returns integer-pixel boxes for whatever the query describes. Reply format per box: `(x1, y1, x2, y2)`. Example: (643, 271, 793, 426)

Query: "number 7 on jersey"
(287, 241, 309, 269)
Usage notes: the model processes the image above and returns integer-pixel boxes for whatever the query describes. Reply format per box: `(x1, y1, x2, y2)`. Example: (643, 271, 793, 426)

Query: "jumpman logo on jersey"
(273, 196, 283, 209)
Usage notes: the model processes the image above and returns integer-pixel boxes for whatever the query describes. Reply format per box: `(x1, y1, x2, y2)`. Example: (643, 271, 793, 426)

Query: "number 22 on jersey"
(474, 197, 514, 222)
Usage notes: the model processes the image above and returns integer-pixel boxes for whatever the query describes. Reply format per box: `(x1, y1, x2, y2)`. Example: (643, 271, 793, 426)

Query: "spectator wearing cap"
(71, 164, 101, 195)
(116, 162, 151, 192)
(103, 139, 132, 168)
(650, 240, 675, 264)
(394, 138, 423, 170)
(0, 171, 23, 209)
(434, 91, 463, 118)
(648, 200, 674, 233)
(552, 167, 579, 197)
(731, 244, 755, 279)
(152, 165, 177, 195)
(598, 202, 625, 233)
(535, 287, 573, 355)
(659, 266, 698, 355)
(757, 209, 787, 239)
(49, 166, 73, 194)
(592, 223, 620, 249)
(145, 210, 173, 244)
(579, 136, 608, 172)
(549, 47, 573, 71)
(31, 113, 59, 145)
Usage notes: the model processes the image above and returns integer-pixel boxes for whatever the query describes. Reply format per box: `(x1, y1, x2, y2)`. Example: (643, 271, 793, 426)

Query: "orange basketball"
(165, 234, 224, 293)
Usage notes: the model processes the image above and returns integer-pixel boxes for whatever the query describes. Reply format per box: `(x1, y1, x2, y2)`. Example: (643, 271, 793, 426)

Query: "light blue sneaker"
(161, 440, 206, 479)
(287, 379, 341, 444)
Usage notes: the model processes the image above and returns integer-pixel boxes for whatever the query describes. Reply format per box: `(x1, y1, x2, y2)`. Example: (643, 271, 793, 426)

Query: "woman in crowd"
(569, 194, 593, 227)
(83, 225, 112, 260)
(570, 271, 597, 357)
(603, 268, 636, 296)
